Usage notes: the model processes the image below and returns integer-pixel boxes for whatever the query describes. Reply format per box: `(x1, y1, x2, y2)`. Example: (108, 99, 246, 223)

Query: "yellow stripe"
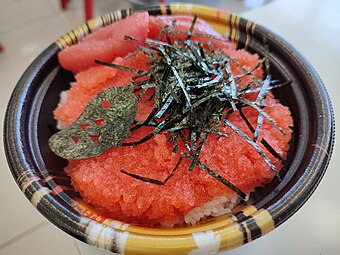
(170, 3, 193, 15)
(245, 21, 256, 49)
(231, 205, 257, 223)
(160, 4, 167, 15)
(56, 26, 82, 49)
(242, 205, 257, 216)
(124, 234, 197, 255)
(245, 21, 252, 49)
(218, 222, 244, 251)
(55, 4, 241, 49)
(230, 15, 236, 42)
(237, 205, 258, 216)
(235, 15, 241, 44)
(215, 10, 231, 36)
(124, 221, 245, 255)
(55, 39, 65, 49)
(87, 16, 105, 32)
(73, 26, 87, 41)
(251, 209, 274, 235)
(169, 4, 232, 35)
(230, 15, 241, 44)
(61, 35, 72, 46)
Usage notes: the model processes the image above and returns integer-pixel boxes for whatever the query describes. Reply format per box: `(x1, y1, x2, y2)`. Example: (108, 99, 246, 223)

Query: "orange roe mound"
(54, 52, 151, 127)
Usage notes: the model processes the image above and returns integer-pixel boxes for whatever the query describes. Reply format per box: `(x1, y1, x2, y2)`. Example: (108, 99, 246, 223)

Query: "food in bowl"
(48, 11, 293, 226)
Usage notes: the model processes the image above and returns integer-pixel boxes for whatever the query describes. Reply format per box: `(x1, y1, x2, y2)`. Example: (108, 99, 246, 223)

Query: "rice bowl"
(3, 4, 334, 254)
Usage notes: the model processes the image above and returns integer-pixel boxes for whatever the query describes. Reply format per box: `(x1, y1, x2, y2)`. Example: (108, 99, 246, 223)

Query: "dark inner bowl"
(4, 7, 334, 249)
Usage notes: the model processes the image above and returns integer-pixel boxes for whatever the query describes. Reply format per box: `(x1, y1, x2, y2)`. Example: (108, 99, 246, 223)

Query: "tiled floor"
(0, 0, 273, 254)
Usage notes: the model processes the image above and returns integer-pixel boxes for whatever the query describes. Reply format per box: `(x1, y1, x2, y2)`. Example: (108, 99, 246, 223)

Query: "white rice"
(56, 91, 68, 130)
(184, 194, 239, 225)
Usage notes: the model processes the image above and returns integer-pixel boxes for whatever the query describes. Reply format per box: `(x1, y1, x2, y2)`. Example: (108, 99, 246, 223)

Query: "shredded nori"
(120, 157, 183, 185)
(49, 15, 288, 199)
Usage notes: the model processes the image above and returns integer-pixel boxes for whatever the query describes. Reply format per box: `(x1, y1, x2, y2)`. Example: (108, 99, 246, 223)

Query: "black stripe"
(233, 211, 247, 222)
(60, 36, 68, 47)
(166, 5, 171, 15)
(22, 179, 42, 200)
(237, 17, 250, 50)
(145, 6, 162, 16)
(245, 21, 253, 49)
(21, 169, 86, 241)
(18, 170, 44, 200)
(38, 169, 81, 204)
(85, 22, 91, 33)
(235, 209, 262, 242)
(121, 9, 128, 19)
(239, 223, 249, 244)
(66, 32, 75, 44)
(35, 192, 87, 242)
(100, 15, 106, 27)
(245, 216, 262, 241)
(228, 15, 232, 41)
(108, 12, 113, 24)
(71, 31, 78, 43)
(237, 19, 247, 49)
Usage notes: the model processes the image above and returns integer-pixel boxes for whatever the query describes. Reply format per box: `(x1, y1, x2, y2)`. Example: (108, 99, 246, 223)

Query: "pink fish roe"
(58, 12, 149, 72)
(55, 13, 293, 226)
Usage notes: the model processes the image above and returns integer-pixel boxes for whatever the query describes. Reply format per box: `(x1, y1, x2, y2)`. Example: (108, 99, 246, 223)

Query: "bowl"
(4, 4, 335, 255)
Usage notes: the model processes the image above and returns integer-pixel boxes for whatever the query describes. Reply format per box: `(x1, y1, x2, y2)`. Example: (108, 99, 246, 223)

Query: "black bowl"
(3, 4, 335, 254)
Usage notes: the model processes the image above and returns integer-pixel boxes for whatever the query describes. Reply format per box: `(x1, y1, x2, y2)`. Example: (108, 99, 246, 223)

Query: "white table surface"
(77, 0, 340, 254)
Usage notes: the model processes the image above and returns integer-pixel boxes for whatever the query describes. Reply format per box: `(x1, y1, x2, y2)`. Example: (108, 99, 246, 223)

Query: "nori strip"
(49, 85, 137, 159)
(120, 157, 183, 185)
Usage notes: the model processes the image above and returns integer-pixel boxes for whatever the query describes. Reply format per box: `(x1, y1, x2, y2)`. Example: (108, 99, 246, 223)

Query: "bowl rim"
(3, 4, 335, 254)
